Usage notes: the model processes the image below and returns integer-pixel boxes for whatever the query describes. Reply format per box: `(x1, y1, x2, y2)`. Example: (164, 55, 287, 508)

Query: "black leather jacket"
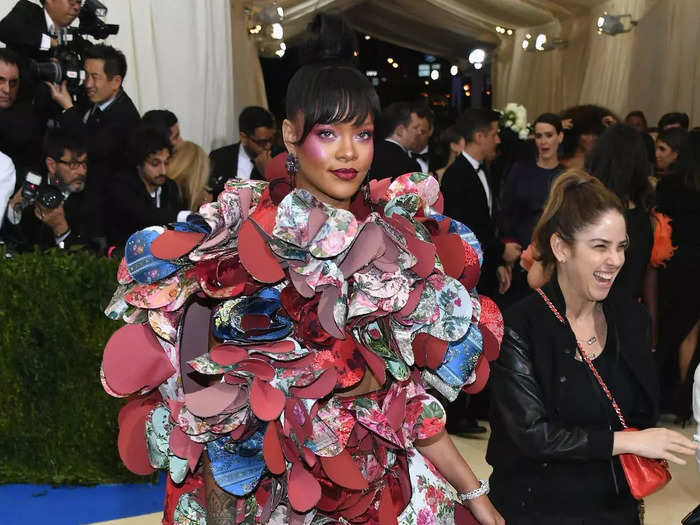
(486, 277, 658, 517)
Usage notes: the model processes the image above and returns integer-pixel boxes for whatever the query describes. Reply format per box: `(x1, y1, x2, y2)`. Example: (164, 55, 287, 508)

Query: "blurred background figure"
(167, 140, 212, 211)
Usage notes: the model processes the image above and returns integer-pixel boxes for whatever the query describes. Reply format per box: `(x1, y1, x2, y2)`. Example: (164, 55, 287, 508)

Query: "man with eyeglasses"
(5, 129, 104, 251)
(209, 106, 276, 195)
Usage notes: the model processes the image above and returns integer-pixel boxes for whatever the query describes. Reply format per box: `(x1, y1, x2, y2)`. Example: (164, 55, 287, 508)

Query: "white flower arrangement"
(500, 102, 530, 140)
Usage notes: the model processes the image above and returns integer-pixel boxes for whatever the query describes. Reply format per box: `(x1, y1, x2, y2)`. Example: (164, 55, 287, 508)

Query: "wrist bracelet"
(457, 479, 489, 502)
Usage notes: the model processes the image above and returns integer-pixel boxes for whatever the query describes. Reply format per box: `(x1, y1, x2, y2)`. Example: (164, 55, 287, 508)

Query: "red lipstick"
(331, 168, 358, 181)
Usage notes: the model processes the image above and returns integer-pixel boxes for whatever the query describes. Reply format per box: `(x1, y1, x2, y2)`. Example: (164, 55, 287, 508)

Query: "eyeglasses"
(243, 133, 274, 147)
(58, 159, 88, 170)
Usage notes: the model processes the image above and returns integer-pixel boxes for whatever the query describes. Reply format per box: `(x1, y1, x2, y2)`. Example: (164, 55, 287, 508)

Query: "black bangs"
(286, 64, 380, 144)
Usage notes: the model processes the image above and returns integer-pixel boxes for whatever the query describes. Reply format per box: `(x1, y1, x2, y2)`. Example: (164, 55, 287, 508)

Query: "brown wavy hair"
(532, 169, 625, 268)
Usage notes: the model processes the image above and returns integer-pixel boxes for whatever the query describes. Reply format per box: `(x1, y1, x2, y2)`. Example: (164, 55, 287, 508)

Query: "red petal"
(287, 463, 321, 512)
(434, 233, 466, 279)
(238, 220, 284, 283)
(209, 344, 248, 366)
(241, 313, 271, 332)
(184, 382, 242, 418)
(250, 378, 285, 421)
(356, 344, 386, 385)
(103, 324, 175, 396)
(412, 332, 448, 369)
(236, 358, 275, 381)
(263, 422, 286, 475)
(320, 449, 368, 490)
(117, 399, 157, 476)
(290, 368, 338, 399)
(151, 230, 205, 260)
(378, 485, 398, 525)
(479, 324, 501, 362)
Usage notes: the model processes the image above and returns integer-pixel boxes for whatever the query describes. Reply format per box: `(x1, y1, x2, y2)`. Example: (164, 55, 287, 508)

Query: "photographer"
(5, 129, 104, 252)
(0, 49, 43, 177)
(105, 126, 188, 247)
(0, 0, 80, 62)
(48, 43, 140, 182)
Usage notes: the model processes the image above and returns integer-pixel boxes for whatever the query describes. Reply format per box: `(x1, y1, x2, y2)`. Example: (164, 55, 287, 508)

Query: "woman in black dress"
(657, 129, 700, 421)
(586, 124, 654, 303)
(487, 170, 696, 524)
(500, 113, 563, 305)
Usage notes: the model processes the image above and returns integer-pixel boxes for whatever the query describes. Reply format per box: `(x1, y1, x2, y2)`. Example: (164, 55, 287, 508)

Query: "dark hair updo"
(532, 169, 625, 268)
(285, 14, 380, 145)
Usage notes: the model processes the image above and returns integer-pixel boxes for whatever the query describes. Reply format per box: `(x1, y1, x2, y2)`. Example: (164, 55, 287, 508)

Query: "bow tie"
(411, 151, 430, 162)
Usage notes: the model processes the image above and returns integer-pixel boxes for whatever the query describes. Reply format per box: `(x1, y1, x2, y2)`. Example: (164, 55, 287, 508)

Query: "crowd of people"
(2, 4, 699, 525)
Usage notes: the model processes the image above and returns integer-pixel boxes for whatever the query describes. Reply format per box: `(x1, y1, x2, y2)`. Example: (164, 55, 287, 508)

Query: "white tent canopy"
(2, 0, 698, 150)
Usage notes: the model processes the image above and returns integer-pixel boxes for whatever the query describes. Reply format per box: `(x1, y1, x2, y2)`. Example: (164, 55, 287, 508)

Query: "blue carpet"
(0, 475, 166, 524)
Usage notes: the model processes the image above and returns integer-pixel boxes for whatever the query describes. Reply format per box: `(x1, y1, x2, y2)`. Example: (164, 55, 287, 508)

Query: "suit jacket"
(105, 169, 184, 247)
(13, 175, 105, 252)
(441, 154, 504, 295)
(0, 101, 43, 179)
(0, 0, 51, 62)
(368, 139, 421, 182)
(58, 90, 141, 181)
(209, 142, 264, 190)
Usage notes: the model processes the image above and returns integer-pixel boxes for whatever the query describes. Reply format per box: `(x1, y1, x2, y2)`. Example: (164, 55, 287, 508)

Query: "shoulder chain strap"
(535, 288, 628, 429)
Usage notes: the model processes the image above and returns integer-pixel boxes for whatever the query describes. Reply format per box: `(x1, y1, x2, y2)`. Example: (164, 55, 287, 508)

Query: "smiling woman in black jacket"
(487, 170, 696, 524)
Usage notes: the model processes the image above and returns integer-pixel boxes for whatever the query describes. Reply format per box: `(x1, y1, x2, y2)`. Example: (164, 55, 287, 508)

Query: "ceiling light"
(596, 13, 637, 35)
(535, 33, 547, 51)
(430, 69, 439, 80)
(270, 23, 283, 40)
(364, 35, 371, 40)
(392, 62, 399, 69)
(387, 57, 394, 64)
(468, 48, 486, 64)
(521, 39, 529, 50)
(506, 29, 513, 36)
(474, 62, 483, 70)
(450, 65, 458, 76)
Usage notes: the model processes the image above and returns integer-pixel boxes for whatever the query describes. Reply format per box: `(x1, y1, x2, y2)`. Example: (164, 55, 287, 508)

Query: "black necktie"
(411, 151, 430, 162)
(87, 106, 102, 125)
(478, 163, 488, 175)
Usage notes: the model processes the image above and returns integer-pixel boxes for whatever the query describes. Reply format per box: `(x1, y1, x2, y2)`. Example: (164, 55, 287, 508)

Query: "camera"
(31, 0, 119, 94)
(20, 173, 65, 210)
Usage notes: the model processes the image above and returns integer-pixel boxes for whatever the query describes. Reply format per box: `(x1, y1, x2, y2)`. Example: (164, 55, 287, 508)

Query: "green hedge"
(0, 249, 147, 485)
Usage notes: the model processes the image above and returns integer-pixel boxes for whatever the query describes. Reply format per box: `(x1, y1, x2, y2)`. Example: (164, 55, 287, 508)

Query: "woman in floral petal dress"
(100, 15, 504, 525)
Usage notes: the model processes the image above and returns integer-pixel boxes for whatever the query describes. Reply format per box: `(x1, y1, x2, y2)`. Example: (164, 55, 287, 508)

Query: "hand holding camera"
(34, 200, 68, 237)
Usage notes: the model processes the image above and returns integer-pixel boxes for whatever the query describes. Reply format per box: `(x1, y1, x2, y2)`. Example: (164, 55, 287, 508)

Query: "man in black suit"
(46, 43, 140, 183)
(209, 106, 275, 194)
(368, 101, 425, 181)
(0, 49, 42, 177)
(442, 108, 521, 297)
(0, 0, 80, 62)
(5, 129, 105, 252)
(105, 127, 187, 248)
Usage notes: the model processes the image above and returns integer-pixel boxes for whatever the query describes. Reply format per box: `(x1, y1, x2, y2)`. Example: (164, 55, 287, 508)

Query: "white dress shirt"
(462, 151, 492, 215)
(413, 145, 429, 173)
(0, 152, 15, 224)
(39, 9, 57, 51)
(236, 144, 254, 180)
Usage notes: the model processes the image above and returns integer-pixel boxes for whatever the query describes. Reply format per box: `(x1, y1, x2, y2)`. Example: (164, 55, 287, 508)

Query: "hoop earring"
(285, 153, 298, 188)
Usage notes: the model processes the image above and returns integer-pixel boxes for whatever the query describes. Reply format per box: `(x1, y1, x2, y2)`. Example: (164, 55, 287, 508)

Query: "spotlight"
(270, 23, 283, 40)
(506, 29, 513, 36)
(450, 65, 458, 76)
(468, 48, 486, 65)
(430, 69, 439, 80)
(424, 80, 429, 85)
(521, 39, 529, 50)
(364, 35, 371, 40)
(596, 13, 637, 35)
(392, 62, 399, 69)
(387, 57, 394, 64)
(535, 33, 547, 51)
(474, 62, 483, 70)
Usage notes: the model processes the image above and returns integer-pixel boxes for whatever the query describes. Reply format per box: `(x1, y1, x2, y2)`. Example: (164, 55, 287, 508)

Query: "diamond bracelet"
(457, 479, 490, 502)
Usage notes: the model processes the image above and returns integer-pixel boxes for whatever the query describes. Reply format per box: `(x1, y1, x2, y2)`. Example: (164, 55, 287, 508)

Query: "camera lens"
(38, 184, 65, 210)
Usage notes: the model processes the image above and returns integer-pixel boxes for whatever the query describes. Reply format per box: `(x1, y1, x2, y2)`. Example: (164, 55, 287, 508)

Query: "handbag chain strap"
(535, 288, 628, 429)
